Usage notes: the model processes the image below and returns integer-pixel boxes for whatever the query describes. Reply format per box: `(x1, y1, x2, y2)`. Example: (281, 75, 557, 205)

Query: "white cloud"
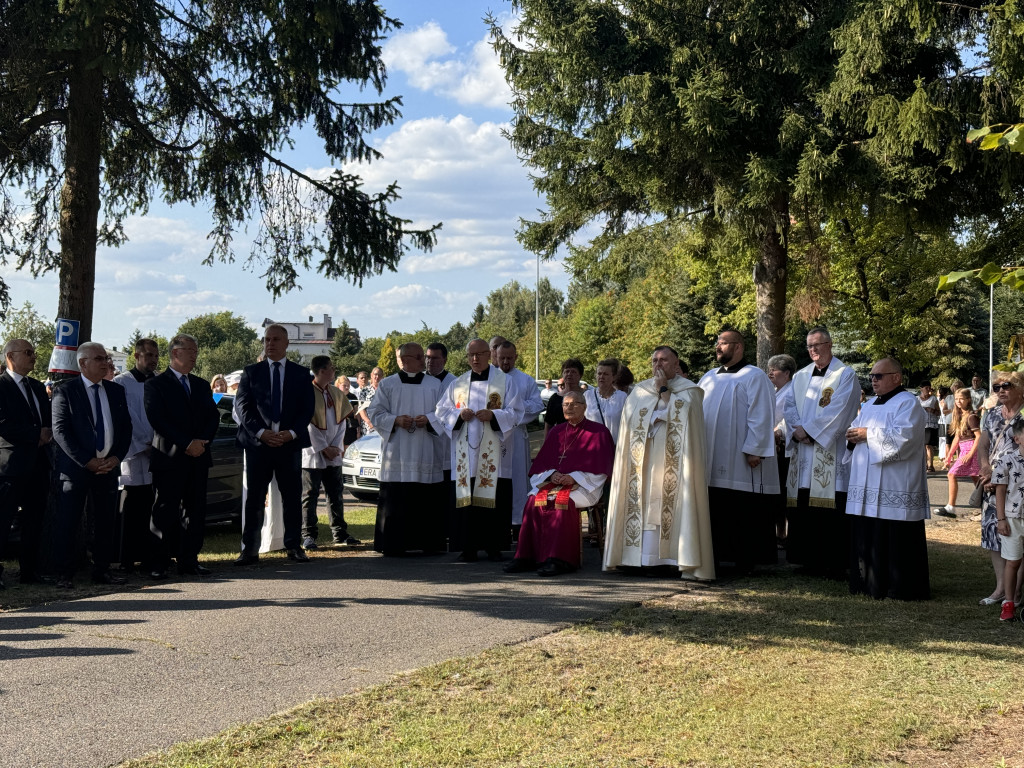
(360, 284, 476, 320)
(113, 269, 197, 291)
(124, 290, 237, 332)
(383, 22, 510, 108)
(301, 303, 334, 318)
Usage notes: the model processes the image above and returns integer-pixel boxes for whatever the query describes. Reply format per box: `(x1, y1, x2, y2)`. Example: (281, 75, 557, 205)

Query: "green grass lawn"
(114, 518, 1024, 768)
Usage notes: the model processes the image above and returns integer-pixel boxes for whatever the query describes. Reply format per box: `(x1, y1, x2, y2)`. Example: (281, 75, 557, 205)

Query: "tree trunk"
(753, 196, 789, 367)
(57, 47, 104, 346)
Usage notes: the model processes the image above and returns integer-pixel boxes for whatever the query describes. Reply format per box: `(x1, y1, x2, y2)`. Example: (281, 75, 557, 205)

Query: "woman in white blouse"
(584, 358, 628, 444)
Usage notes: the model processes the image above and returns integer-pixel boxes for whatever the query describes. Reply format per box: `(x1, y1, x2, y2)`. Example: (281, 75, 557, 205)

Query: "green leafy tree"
(490, 0, 1022, 364)
(194, 339, 262, 381)
(334, 336, 383, 379)
(177, 312, 257, 350)
(0, 0, 440, 343)
(0, 301, 54, 379)
(377, 337, 398, 376)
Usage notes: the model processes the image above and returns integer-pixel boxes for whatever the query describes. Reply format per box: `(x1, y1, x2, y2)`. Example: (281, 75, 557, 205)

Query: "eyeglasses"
(17, 349, 36, 356)
(85, 356, 107, 363)
(468, 352, 489, 358)
(993, 382, 1016, 392)
(867, 372, 899, 380)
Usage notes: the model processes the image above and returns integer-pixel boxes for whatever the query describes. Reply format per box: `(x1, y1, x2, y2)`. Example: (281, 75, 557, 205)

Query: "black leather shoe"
(486, 550, 504, 562)
(286, 548, 310, 562)
(503, 558, 535, 574)
(149, 570, 168, 580)
(537, 559, 575, 577)
(233, 554, 259, 566)
(92, 572, 127, 585)
(456, 551, 478, 563)
(178, 564, 212, 576)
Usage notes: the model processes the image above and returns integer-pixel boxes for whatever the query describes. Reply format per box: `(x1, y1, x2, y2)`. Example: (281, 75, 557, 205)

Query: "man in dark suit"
(234, 324, 315, 565)
(52, 342, 132, 587)
(0, 339, 53, 587)
(144, 333, 219, 577)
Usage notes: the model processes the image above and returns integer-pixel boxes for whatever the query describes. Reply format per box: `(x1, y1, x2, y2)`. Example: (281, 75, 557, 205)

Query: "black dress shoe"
(149, 570, 168, 580)
(286, 548, 310, 562)
(456, 551, 479, 563)
(233, 554, 259, 566)
(486, 550, 504, 562)
(537, 558, 575, 577)
(92, 572, 127, 585)
(178, 564, 212, 576)
(503, 558, 536, 574)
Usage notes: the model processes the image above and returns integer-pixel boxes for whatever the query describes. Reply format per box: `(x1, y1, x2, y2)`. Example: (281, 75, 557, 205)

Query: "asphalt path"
(0, 542, 686, 768)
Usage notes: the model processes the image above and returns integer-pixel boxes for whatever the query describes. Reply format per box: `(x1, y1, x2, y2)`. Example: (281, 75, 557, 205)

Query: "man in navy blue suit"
(0, 338, 53, 587)
(144, 333, 220, 578)
(234, 324, 315, 565)
(52, 342, 132, 587)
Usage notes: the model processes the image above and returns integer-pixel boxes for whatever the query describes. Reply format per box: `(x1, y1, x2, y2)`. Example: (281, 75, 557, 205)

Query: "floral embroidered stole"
(786, 365, 845, 509)
(452, 368, 507, 509)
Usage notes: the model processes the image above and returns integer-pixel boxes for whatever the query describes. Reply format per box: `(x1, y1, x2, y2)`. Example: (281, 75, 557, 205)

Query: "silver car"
(341, 432, 382, 500)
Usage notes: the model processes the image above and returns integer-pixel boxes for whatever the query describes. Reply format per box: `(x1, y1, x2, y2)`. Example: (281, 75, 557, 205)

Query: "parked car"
(341, 432, 381, 500)
(207, 393, 243, 523)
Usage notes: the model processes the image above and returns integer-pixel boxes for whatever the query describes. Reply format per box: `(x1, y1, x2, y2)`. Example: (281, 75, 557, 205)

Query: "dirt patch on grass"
(889, 706, 1024, 767)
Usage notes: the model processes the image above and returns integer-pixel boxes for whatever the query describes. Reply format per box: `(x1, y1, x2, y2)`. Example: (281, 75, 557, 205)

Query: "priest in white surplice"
(698, 329, 780, 572)
(782, 327, 861, 576)
(426, 342, 457, 546)
(368, 343, 446, 556)
(603, 345, 715, 580)
(435, 338, 523, 561)
(844, 358, 930, 600)
(495, 341, 545, 534)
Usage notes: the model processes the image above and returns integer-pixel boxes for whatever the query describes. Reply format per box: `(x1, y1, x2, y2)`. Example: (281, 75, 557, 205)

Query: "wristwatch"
(659, 385, 669, 394)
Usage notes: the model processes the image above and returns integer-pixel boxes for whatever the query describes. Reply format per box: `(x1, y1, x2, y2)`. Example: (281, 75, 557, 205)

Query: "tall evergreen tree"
(0, 0, 439, 340)
(490, 0, 1023, 364)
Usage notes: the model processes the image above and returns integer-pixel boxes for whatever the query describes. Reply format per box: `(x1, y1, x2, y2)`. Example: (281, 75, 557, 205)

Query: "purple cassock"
(515, 418, 615, 568)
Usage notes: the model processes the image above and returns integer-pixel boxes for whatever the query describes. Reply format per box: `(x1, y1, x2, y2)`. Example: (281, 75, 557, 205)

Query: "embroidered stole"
(786, 365, 844, 509)
(621, 384, 689, 558)
(535, 483, 573, 512)
(451, 368, 507, 509)
(310, 384, 351, 430)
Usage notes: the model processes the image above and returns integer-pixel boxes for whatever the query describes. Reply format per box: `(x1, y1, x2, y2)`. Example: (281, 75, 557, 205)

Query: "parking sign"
(48, 317, 81, 374)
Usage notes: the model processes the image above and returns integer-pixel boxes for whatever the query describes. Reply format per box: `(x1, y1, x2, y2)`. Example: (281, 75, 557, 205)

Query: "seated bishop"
(505, 390, 614, 576)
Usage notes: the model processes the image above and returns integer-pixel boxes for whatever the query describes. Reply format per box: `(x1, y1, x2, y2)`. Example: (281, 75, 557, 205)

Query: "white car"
(342, 432, 382, 500)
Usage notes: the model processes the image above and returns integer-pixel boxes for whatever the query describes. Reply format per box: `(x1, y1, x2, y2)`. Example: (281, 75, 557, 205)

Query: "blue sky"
(2, 0, 571, 349)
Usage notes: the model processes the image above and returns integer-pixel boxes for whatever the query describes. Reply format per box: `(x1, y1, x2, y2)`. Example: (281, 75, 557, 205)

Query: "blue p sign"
(54, 318, 80, 347)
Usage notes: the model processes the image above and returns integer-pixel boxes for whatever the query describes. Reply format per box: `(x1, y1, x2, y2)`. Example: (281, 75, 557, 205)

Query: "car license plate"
(359, 467, 379, 479)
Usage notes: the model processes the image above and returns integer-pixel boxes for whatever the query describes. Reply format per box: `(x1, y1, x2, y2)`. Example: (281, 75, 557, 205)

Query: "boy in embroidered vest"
(782, 326, 861, 577)
(434, 338, 524, 561)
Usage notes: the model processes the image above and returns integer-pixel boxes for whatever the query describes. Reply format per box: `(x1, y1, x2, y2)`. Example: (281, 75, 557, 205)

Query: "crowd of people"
(2, 324, 1018, 611)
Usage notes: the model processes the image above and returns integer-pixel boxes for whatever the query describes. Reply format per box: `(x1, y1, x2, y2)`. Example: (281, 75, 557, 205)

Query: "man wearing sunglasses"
(844, 358, 930, 600)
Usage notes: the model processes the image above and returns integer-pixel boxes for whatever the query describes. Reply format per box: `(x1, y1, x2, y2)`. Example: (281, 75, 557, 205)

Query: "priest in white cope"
(698, 329, 780, 572)
(368, 343, 446, 556)
(782, 327, 861, 576)
(603, 345, 715, 579)
(844, 358, 930, 600)
(495, 341, 545, 535)
(435, 338, 523, 561)
(505, 391, 613, 575)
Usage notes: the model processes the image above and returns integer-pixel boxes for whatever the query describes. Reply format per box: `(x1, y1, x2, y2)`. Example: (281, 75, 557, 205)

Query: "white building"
(261, 314, 357, 361)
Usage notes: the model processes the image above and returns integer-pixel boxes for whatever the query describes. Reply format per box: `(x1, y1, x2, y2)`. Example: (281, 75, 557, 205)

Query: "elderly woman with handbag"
(977, 371, 1024, 606)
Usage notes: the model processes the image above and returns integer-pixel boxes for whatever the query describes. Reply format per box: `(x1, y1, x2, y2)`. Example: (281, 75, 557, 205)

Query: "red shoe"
(1000, 601, 1016, 621)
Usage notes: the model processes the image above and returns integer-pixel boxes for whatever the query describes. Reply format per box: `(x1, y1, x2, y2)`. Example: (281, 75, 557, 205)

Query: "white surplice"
(698, 364, 780, 494)
(529, 469, 607, 508)
(505, 367, 545, 524)
(603, 376, 715, 577)
(114, 371, 153, 486)
(845, 390, 930, 521)
(232, 395, 285, 552)
(584, 387, 628, 444)
(435, 365, 522, 479)
(302, 383, 350, 469)
(433, 371, 457, 472)
(367, 372, 444, 483)
(783, 358, 860, 496)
